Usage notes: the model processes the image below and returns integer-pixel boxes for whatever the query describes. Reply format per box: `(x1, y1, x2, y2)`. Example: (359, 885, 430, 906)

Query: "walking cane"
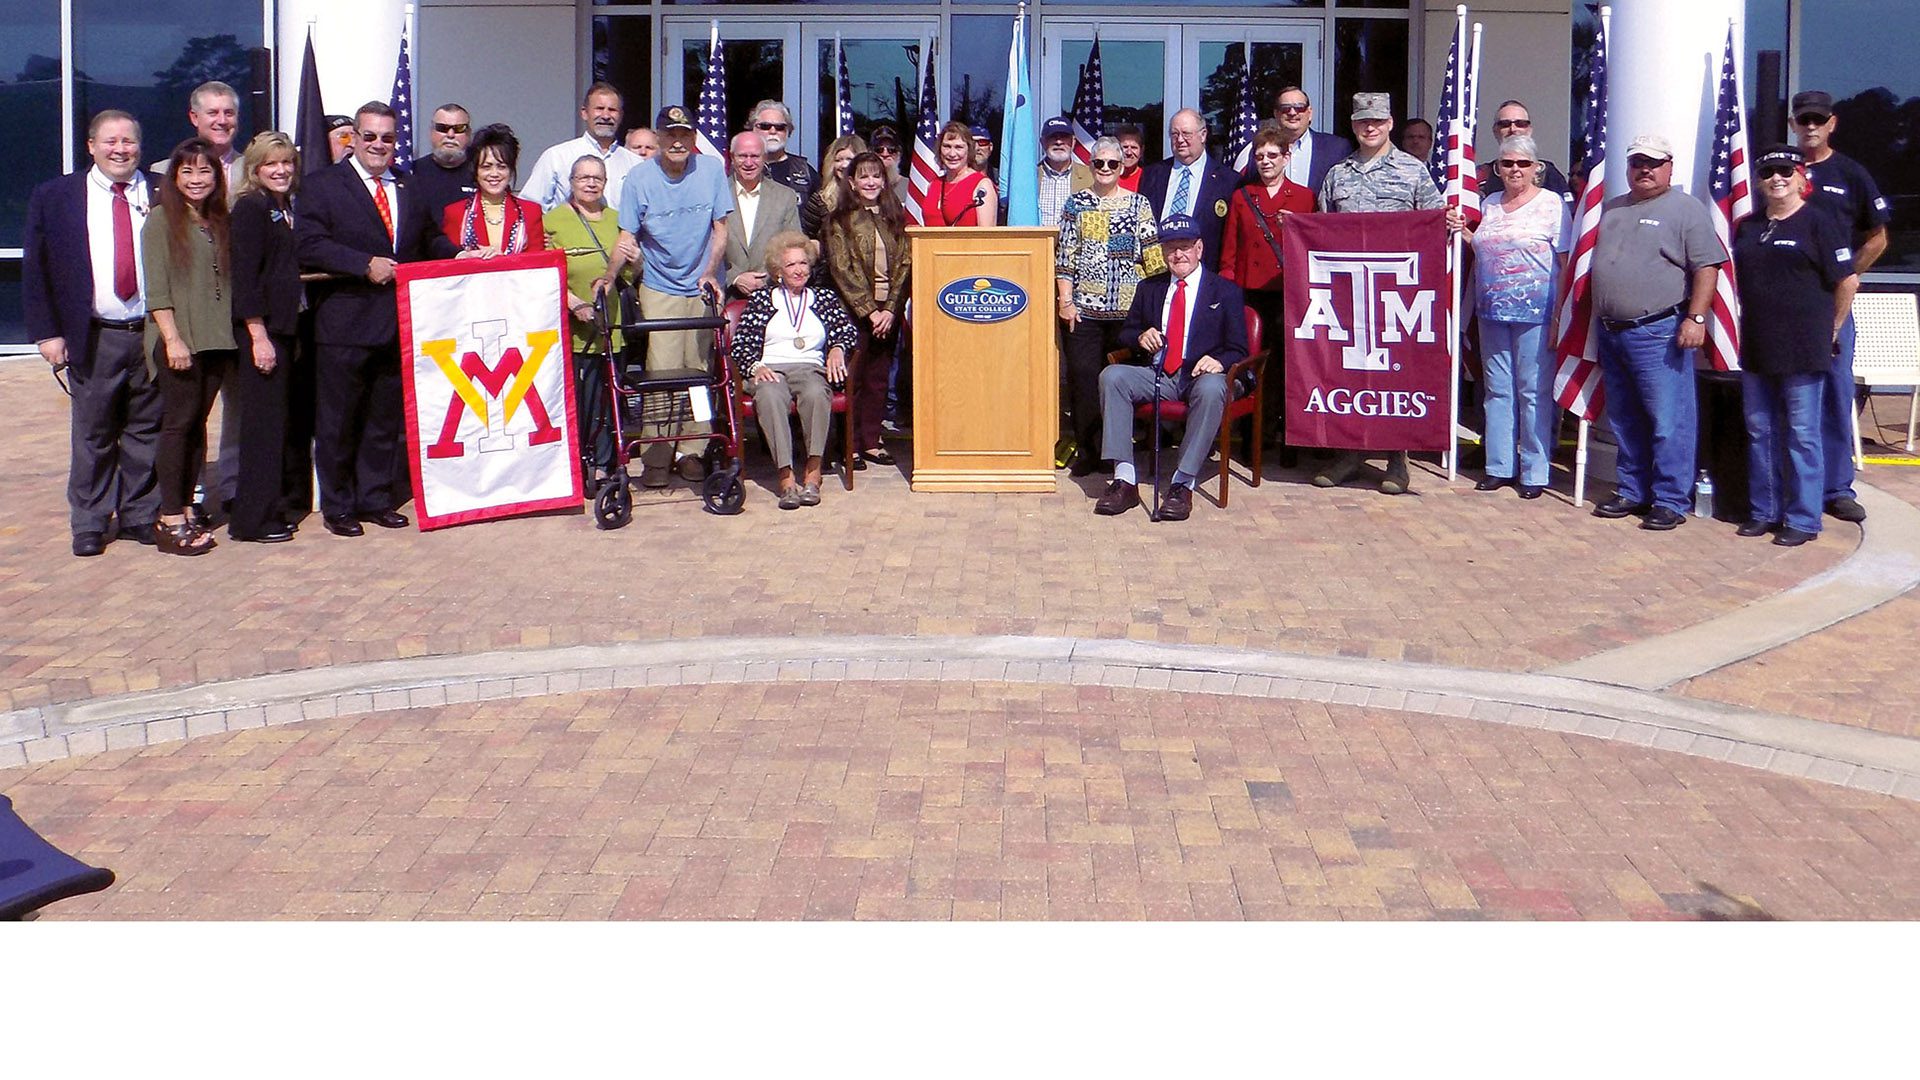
(1149, 363, 1166, 521)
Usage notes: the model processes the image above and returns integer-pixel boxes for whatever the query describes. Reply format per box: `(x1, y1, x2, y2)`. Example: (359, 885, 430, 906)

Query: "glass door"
(662, 19, 802, 151)
(1041, 23, 1179, 163)
(1185, 29, 1322, 163)
(800, 20, 940, 164)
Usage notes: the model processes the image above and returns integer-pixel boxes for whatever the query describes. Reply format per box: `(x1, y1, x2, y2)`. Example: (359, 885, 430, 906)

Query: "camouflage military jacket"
(1317, 147, 1445, 213)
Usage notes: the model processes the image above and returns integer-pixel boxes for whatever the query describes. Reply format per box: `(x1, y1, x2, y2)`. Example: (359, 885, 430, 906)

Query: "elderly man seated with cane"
(1093, 214, 1248, 521)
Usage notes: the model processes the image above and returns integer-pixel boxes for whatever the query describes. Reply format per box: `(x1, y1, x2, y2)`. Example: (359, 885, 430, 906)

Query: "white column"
(274, 0, 409, 130)
(1607, 0, 1743, 196)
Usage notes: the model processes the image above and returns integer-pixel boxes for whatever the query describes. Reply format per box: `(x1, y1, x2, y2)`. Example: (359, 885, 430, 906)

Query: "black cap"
(1790, 90, 1835, 120)
(325, 115, 354, 132)
(869, 124, 900, 147)
(655, 104, 695, 131)
(1040, 116, 1073, 140)
(1755, 143, 1806, 170)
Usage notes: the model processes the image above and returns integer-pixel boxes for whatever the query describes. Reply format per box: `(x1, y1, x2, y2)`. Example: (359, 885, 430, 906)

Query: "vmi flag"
(397, 250, 582, 529)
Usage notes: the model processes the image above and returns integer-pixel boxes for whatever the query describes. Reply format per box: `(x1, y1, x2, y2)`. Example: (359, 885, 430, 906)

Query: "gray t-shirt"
(1590, 186, 1726, 321)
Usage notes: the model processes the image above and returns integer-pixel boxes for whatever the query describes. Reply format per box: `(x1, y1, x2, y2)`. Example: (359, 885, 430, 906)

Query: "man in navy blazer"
(1095, 215, 1248, 521)
(23, 110, 164, 556)
(297, 100, 458, 537)
(1137, 109, 1242, 270)
(1265, 86, 1354, 200)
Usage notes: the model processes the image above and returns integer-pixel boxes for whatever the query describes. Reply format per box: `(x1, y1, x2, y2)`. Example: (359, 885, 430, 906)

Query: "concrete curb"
(5, 634, 1919, 801)
(1544, 481, 1920, 689)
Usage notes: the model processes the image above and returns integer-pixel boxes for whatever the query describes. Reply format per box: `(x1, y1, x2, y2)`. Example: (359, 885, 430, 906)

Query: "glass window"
(949, 14, 1014, 173)
(1054, 36, 1163, 164)
(682, 37, 784, 145)
(592, 15, 652, 143)
(1330, 18, 1409, 136)
(1744, 0, 1789, 145)
(0, 261, 24, 345)
(1797, 0, 1919, 271)
(1, 0, 62, 249)
(815, 38, 920, 150)
(73, 0, 264, 167)
(1197, 41, 1307, 163)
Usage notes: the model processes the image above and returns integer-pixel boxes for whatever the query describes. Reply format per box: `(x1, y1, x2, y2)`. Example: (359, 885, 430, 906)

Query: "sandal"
(860, 447, 894, 466)
(155, 518, 215, 557)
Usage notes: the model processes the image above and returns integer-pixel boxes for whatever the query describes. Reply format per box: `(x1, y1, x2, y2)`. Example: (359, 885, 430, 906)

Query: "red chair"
(1105, 305, 1267, 506)
(723, 298, 861, 490)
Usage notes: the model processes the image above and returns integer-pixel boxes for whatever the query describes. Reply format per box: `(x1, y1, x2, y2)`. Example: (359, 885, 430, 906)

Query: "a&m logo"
(420, 320, 565, 459)
(1293, 251, 1437, 371)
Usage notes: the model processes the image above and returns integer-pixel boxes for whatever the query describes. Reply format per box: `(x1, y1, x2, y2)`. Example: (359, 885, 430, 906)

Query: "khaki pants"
(750, 364, 833, 470)
(637, 284, 714, 470)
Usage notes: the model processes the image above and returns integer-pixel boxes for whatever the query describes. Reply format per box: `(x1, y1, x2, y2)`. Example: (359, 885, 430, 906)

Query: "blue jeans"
(1480, 319, 1558, 486)
(1820, 313, 1857, 502)
(1596, 316, 1698, 513)
(1742, 369, 1825, 534)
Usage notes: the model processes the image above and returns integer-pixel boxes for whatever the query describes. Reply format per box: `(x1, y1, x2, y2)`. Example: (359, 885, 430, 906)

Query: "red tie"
(111, 181, 137, 301)
(1163, 277, 1188, 375)
(371, 176, 396, 246)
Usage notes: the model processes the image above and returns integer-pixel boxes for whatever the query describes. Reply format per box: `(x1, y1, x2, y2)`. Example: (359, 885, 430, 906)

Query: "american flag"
(1703, 23, 1751, 373)
(695, 22, 729, 166)
(1069, 37, 1104, 166)
(835, 34, 856, 139)
(1228, 41, 1260, 173)
(1427, 15, 1480, 225)
(906, 36, 940, 225)
(1552, 11, 1611, 421)
(388, 22, 415, 164)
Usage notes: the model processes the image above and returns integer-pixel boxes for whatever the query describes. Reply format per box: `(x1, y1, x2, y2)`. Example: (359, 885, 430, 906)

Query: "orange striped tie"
(371, 176, 395, 246)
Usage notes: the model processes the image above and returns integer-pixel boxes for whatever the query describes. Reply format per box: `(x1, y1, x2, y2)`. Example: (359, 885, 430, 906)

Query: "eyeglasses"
(1089, 158, 1122, 170)
(1494, 118, 1533, 130)
(432, 122, 470, 135)
(1756, 164, 1798, 179)
(1626, 155, 1667, 170)
(1497, 158, 1536, 169)
(570, 173, 606, 183)
(1170, 130, 1203, 140)
(1276, 104, 1309, 116)
(357, 131, 398, 144)
(754, 121, 790, 132)
(1793, 113, 1831, 127)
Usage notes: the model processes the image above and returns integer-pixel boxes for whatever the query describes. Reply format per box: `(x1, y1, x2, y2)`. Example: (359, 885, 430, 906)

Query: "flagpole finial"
(1455, 4, 1467, 16)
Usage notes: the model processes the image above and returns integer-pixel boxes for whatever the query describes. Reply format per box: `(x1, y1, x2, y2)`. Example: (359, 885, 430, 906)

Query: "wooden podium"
(907, 227, 1058, 492)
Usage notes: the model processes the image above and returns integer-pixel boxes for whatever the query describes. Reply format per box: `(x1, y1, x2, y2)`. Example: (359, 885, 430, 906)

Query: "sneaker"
(675, 455, 708, 482)
(640, 465, 671, 488)
(1379, 451, 1411, 495)
(1640, 506, 1686, 531)
(1311, 451, 1361, 489)
(1825, 497, 1866, 523)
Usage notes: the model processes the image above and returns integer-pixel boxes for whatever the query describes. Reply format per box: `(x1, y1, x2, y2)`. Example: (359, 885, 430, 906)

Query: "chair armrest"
(1104, 348, 1133, 366)
(1226, 348, 1268, 385)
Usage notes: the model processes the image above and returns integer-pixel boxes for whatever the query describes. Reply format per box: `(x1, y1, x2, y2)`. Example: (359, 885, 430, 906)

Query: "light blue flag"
(999, 6, 1040, 226)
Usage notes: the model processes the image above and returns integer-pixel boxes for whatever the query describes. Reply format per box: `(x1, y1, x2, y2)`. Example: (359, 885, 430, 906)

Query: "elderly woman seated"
(729, 230, 860, 509)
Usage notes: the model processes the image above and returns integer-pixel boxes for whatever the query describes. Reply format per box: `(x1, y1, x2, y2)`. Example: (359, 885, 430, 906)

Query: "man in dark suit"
(1138, 109, 1242, 270)
(296, 100, 457, 537)
(1267, 86, 1353, 199)
(1094, 215, 1248, 521)
(23, 110, 164, 557)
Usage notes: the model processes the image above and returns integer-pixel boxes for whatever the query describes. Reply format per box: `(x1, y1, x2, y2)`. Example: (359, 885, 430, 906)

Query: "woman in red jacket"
(1220, 121, 1313, 462)
(442, 124, 546, 255)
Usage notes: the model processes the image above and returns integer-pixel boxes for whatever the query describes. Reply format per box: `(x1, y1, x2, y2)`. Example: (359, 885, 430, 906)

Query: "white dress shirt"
(733, 179, 763, 245)
(1284, 133, 1315, 188)
(1158, 266, 1205, 367)
(350, 155, 400, 252)
(86, 166, 150, 321)
(521, 134, 644, 211)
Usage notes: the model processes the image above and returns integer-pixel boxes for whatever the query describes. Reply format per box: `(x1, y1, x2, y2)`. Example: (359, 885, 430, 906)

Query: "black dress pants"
(1244, 288, 1287, 446)
(67, 324, 163, 534)
(314, 341, 404, 518)
(230, 331, 292, 538)
(283, 313, 319, 516)
(155, 346, 234, 516)
(1063, 317, 1126, 459)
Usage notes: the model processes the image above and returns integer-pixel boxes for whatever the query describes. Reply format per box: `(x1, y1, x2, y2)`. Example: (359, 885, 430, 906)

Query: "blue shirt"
(618, 154, 731, 297)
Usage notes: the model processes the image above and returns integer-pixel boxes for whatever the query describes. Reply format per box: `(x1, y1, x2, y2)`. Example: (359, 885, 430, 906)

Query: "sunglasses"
(1276, 104, 1309, 115)
(754, 122, 790, 132)
(1089, 158, 1122, 170)
(874, 143, 900, 152)
(1494, 118, 1533, 130)
(358, 131, 398, 144)
(1793, 113, 1831, 127)
(1626, 155, 1667, 170)
(1497, 158, 1535, 169)
(1756, 163, 1799, 179)
(432, 122, 470, 135)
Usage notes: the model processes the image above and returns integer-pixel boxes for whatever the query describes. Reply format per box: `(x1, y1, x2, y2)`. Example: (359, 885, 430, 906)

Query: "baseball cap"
(1158, 214, 1201, 242)
(1754, 144, 1806, 170)
(1040, 116, 1073, 140)
(1351, 92, 1392, 122)
(1790, 90, 1835, 120)
(655, 105, 695, 131)
(325, 115, 354, 133)
(1624, 133, 1674, 162)
(969, 124, 991, 141)
(869, 124, 900, 147)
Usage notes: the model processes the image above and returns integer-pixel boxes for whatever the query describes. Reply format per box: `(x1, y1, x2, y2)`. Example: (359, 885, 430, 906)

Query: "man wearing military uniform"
(1792, 89, 1890, 525)
(1312, 92, 1463, 495)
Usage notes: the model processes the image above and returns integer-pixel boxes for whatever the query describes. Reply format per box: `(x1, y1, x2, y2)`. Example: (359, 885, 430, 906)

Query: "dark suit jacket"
(1298, 130, 1355, 198)
(1119, 270, 1249, 387)
(296, 159, 456, 347)
(22, 171, 120, 376)
(230, 191, 303, 337)
(1137, 154, 1242, 267)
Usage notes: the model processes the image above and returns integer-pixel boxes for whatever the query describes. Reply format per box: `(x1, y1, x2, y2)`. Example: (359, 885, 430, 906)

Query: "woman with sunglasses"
(1731, 145, 1860, 547)
(1221, 121, 1315, 463)
(1466, 132, 1571, 499)
(442, 124, 546, 256)
(1054, 135, 1164, 476)
(918, 121, 997, 228)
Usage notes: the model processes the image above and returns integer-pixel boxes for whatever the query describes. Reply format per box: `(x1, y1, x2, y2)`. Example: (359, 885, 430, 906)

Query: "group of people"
(23, 73, 1886, 547)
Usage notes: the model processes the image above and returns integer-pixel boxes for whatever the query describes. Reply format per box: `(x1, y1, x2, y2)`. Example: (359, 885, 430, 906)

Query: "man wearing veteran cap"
(1092, 214, 1248, 521)
(1038, 117, 1093, 228)
(1586, 133, 1726, 531)
(1312, 92, 1460, 495)
(1792, 89, 1889, 525)
(599, 105, 732, 487)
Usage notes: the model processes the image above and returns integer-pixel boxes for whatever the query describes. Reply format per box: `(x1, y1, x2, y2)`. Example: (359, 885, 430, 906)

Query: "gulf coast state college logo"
(937, 276, 1029, 323)
(421, 319, 565, 459)
(1293, 249, 1439, 419)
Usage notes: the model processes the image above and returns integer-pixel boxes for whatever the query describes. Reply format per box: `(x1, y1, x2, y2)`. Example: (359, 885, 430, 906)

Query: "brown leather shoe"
(1159, 484, 1192, 521)
(1094, 480, 1141, 516)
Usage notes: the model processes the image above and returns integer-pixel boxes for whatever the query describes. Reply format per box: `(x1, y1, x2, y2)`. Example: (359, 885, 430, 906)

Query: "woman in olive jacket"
(824, 152, 912, 467)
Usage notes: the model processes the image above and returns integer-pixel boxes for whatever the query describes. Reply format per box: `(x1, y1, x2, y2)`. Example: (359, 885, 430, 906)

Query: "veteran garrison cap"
(1158, 214, 1201, 242)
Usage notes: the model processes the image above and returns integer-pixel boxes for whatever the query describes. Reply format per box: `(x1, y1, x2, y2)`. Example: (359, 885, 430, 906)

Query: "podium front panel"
(908, 227, 1059, 493)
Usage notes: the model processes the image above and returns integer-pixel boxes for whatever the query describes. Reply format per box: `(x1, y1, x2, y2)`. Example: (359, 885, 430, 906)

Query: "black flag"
(295, 29, 331, 174)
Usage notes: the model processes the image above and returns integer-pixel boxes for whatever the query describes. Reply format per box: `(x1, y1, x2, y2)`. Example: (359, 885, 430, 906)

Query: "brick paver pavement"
(0, 365, 1841, 713)
(8, 681, 1920, 920)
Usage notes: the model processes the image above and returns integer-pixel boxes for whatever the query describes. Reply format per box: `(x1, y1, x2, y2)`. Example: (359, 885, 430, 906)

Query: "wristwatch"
(1686, 312, 1707, 325)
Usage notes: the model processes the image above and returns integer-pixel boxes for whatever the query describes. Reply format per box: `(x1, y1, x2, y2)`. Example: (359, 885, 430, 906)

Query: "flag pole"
(835, 33, 845, 138)
(1572, 4, 1612, 510)
(1445, 6, 1470, 481)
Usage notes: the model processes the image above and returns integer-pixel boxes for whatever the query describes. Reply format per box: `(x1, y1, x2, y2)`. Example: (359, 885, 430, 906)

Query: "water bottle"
(1693, 469, 1715, 519)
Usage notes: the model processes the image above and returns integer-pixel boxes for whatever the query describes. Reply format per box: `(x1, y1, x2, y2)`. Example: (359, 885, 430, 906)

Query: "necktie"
(1164, 277, 1188, 375)
(1171, 165, 1192, 218)
(371, 176, 396, 246)
(111, 181, 137, 301)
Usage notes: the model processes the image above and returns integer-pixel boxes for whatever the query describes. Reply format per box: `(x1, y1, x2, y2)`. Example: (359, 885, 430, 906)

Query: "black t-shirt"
(1805, 150, 1891, 247)
(765, 155, 820, 209)
(1733, 203, 1855, 375)
(406, 155, 477, 225)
